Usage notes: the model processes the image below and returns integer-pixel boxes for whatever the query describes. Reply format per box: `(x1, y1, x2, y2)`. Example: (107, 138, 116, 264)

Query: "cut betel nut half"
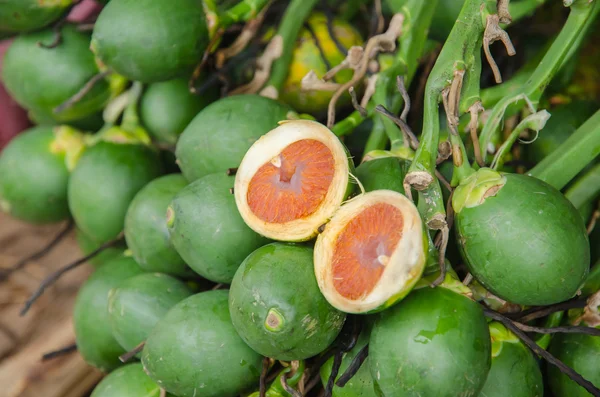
(314, 190, 427, 314)
(234, 119, 353, 241)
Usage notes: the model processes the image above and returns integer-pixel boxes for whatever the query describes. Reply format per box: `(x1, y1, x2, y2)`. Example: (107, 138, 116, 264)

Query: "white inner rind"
(314, 190, 425, 313)
(234, 119, 350, 241)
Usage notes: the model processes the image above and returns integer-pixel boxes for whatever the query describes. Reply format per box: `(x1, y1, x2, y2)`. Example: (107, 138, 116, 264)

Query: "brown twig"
(497, 0, 512, 24)
(20, 232, 125, 316)
(587, 208, 599, 235)
(0, 220, 74, 282)
(396, 75, 411, 122)
(231, 35, 283, 96)
(335, 344, 368, 388)
(483, 14, 516, 84)
(259, 357, 272, 397)
(483, 308, 600, 396)
(119, 341, 146, 363)
(41, 343, 77, 361)
(430, 226, 449, 287)
(374, 105, 419, 149)
(469, 101, 486, 166)
(512, 299, 588, 323)
(513, 322, 600, 336)
(215, 1, 273, 68)
(349, 87, 367, 117)
(54, 70, 112, 114)
(326, 13, 405, 128)
(324, 352, 343, 397)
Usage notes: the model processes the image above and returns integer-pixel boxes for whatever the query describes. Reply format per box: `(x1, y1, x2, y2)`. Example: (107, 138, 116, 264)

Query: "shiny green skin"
(455, 174, 590, 306)
(140, 78, 216, 145)
(2, 25, 110, 123)
(75, 228, 126, 268)
(369, 287, 491, 397)
(0, 127, 69, 223)
(527, 100, 598, 165)
(548, 332, 600, 397)
(167, 173, 269, 283)
(320, 323, 377, 397)
(142, 290, 263, 397)
(68, 142, 163, 244)
(107, 273, 192, 353)
(73, 255, 144, 372)
(91, 0, 208, 83)
(229, 243, 346, 360)
(354, 157, 409, 194)
(176, 95, 292, 181)
(91, 363, 172, 397)
(0, 0, 74, 33)
(479, 342, 543, 397)
(124, 174, 189, 276)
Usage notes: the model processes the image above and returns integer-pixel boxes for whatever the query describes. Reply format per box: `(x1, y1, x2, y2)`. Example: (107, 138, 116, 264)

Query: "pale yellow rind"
(234, 119, 350, 241)
(314, 190, 426, 313)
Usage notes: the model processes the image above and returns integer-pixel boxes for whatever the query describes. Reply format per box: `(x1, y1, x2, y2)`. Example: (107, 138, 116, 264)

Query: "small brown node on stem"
(497, 0, 512, 24)
(574, 291, 600, 328)
(404, 171, 434, 191)
(483, 14, 516, 84)
(437, 141, 452, 164)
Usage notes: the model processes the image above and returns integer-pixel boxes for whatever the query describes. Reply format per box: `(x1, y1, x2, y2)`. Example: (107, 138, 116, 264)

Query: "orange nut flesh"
(247, 139, 335, 224)
(332, 203, 403, 300)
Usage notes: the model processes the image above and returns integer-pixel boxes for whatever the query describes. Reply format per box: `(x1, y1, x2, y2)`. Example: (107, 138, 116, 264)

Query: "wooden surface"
(0, 213, 103, 397)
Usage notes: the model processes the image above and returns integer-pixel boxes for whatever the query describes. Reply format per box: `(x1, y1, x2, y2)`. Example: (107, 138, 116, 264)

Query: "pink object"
(0, 0, 103, 150)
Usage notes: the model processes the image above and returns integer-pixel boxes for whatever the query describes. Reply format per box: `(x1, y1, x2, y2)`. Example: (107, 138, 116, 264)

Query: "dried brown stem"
(215, 1, 273, 68)
(396, 75, 411, 121)
(512, 299, 587, 323)
(360, 74, 378, 109)
(497, 0, 512, 24)
(587, 209, 599, 235)
(469, 101, 486, 166)
(280, 361, 302, 397)
(119, 341, 145, 363)
(483, 14, 516, 84)
(20, 232, 125, 316)
(231, 35, 283, 96)
(335, 344, 369, 388)
(326, 13, 405, 128)
(41, 343, 77, 361)
(462, 272, 474, 285)
(483, 308, 600, 396)
(324, 352, 343, 397)
(349, 87, 367, 117)
(301, 71, 341, 92)
(374, 105, 419, 149)
(0, 220, 73, 282)
(259, 356, 272, 397)
(430, 226, 449, 287)
(54, 70, 112, 114)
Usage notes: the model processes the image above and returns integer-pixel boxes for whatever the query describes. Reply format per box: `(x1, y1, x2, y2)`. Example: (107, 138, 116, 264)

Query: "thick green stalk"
(565, 162, 600, 210)
(260, 0, 319, 97)
(581, 259, 600, 297)
(479, 0, 599, 163)
(218, 0, 271, 28)
(407, 0, 487, 180)
(528, 109, 600, 190)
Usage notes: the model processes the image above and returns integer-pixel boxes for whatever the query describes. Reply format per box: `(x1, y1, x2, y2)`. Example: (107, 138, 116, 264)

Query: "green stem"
(121, 82, 144, 132)
(491, 110, 550, 170)
(363, 116, 388, 155)
(332, 110, 364, 137)
(478, 0, 599, 163)
(408, 0, 487, 179)
(528, 109, 600, 190)
(564, 162, 600, 210)
(507, 0, 547, 22)
(218, 0, 271, 28)
(260, 0, 319, 96)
